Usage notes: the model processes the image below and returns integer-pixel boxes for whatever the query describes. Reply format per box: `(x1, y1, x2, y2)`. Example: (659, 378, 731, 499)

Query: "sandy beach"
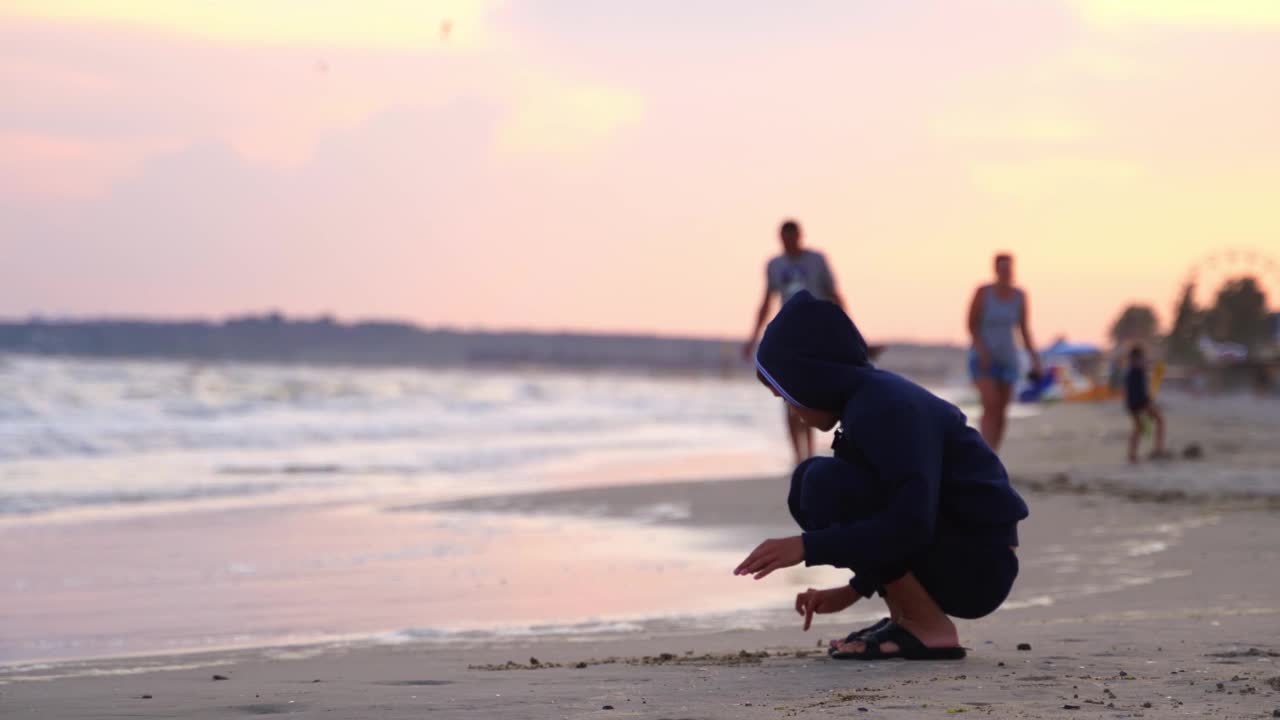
(4, 394, 1279, 719)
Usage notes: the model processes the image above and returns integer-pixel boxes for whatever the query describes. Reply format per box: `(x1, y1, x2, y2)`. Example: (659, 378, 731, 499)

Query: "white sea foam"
(0, 356, 801, 517)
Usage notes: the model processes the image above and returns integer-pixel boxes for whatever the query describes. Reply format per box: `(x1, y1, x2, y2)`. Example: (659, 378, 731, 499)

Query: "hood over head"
(754, 290, 873, 413)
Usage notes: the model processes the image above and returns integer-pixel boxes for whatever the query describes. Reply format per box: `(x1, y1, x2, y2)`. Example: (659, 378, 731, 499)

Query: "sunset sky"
(3, 1, 1279, 344)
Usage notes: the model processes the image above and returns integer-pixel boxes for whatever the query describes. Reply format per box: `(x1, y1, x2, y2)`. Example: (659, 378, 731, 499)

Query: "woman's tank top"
(977, 285, 1024, 367)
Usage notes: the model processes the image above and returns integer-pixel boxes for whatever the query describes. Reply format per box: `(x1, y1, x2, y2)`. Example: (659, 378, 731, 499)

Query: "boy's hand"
(795, 586, 858, 631)
(734, 536, 804, 580)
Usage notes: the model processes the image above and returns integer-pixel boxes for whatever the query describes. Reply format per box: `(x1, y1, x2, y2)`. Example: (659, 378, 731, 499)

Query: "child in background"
(1125, 345, 1169, 463)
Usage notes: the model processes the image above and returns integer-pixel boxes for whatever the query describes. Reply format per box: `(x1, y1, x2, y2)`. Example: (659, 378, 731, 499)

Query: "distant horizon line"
(0, 311, 970, 349)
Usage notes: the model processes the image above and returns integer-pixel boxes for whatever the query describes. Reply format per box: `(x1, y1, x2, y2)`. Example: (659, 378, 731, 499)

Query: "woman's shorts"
(968, 350, 1019, 386)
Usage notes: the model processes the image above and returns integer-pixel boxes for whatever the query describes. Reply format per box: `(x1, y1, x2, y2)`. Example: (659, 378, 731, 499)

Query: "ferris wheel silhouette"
(1181, 248, 1280, 305)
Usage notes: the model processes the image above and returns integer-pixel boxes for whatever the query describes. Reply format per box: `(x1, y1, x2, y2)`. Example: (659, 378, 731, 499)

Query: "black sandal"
(827, 617, 891, 655)
(830, 622, 967, 661)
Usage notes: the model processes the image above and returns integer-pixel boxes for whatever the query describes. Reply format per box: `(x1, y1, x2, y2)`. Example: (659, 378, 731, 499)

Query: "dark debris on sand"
(1207, 647, 1280, 658)
(1015, 469, 1280, 510)
(793, 689, 891, 712)
(469, 648, 826, 671)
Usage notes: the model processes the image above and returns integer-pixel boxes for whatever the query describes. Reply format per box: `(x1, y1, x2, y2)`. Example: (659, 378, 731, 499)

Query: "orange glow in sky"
(2, 1, 1278, 344)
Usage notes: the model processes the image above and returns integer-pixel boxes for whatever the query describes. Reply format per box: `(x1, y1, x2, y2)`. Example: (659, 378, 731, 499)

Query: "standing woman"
(967, 253, 1041, 451)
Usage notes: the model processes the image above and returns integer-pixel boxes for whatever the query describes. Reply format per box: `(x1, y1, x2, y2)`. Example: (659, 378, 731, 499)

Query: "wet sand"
(4, 395, 1279, 718)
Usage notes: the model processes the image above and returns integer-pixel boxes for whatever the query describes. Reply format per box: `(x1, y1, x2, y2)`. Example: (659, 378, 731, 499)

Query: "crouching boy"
(734, 291, 1029, 660)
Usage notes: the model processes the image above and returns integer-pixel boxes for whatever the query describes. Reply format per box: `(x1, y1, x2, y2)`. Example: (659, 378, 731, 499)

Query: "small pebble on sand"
(602, 705, 614, 710)
(212, 675, 229, 681)
(1017, 643, 1032, 651)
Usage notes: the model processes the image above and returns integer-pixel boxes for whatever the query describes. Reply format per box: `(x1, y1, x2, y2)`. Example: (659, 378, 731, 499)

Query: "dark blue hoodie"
(755, 291, 1029, 578)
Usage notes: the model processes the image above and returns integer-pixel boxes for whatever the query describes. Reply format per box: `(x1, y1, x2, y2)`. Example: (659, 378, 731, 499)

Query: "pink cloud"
(0, 131, 171, 198)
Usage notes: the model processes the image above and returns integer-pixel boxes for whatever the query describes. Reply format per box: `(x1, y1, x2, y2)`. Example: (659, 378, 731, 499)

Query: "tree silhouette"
(1206, 276, 1270, 349)
(1109, 304, 1159, 345)
(1167, 283, 1202, 364)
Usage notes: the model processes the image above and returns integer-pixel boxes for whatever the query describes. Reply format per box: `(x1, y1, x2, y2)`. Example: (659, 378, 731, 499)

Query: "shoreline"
(4, 490, 1276, 717)
(4, 471, 1276, 665)
(4, 394, 1279, 718)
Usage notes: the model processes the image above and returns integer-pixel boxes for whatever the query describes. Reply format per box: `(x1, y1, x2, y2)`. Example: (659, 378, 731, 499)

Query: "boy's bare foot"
(833, 575, 958, 655)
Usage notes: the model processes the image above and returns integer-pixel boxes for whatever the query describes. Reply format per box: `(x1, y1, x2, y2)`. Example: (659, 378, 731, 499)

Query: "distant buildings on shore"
(0, 315, 735, 374)
(0, 314, 961, 382)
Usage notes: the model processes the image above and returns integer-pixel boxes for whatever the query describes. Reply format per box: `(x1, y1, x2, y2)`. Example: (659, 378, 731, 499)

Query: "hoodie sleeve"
(800, 386, 943, 575)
